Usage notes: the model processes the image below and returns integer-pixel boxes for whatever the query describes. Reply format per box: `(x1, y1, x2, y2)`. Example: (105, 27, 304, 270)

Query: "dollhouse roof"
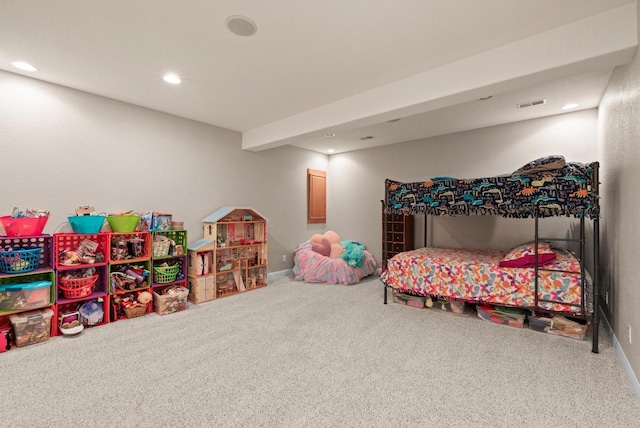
(187, 237, 215, 251)
(202, 207, 266, 223)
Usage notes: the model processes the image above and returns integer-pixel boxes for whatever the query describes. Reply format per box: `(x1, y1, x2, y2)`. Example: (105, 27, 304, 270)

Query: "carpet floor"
(1, 275, 639, 428)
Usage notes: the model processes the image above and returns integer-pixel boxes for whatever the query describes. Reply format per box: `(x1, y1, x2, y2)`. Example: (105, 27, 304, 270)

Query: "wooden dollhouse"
(187, 207, 267, 303)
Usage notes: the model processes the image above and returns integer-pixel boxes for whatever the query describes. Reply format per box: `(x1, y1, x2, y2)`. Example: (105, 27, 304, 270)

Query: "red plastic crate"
(55, 233, 109, 269)
(109, 290, 152, 322)
(109, 232, 152, 263)
(56, 264, 109, 304)
(0, 235, 53, 276)
(53, 297, 109, 336)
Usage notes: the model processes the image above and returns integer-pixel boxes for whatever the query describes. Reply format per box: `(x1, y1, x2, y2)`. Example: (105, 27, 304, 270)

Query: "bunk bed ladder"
(535, 210, 599, 353)
(382, 200, 389, 304)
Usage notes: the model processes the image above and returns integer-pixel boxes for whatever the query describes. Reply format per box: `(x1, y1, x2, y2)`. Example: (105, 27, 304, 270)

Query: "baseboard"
(600, 309, 640, 403)
(268, 269, 293, 283)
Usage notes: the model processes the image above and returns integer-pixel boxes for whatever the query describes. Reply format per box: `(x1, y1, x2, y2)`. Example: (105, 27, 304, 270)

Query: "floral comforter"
(380, 247, 591, 314)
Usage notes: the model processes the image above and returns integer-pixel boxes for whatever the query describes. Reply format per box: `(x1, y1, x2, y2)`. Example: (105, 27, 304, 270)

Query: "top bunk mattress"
(385, 161, 599, 219)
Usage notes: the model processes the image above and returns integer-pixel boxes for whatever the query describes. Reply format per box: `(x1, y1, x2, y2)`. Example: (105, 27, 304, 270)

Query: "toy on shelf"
(58, 310, 84, 336)
(78, 299, 105, 327)
(58, 238, 104, 266)
(110, 264, 149, 293)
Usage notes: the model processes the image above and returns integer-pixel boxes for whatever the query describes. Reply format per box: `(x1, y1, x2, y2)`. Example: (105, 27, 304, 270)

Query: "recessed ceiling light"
(324, 133, 336, 138)
(163, 74, 182, 84)
(561, 103, 578, 110)
(12, 61, 38, 72)
(327, 149, 335, 154)
(226, 15, 257, 37)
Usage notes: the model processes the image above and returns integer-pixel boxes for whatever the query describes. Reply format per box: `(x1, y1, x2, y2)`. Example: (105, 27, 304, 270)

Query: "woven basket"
(153, 265, 180, 284)
(59, 274, 98, 299)
(123, 304, 147, 318)
(0, 246, 42, 273)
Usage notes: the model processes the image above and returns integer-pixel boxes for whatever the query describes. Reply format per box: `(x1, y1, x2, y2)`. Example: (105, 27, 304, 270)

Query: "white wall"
(327, 109, 599, 262)
(0, 70, 329, 271)
(598, 3, 640, 379)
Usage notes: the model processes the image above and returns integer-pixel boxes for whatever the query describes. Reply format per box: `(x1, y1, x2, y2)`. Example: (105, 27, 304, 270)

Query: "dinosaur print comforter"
(380, 247, 591, 314)
(384, 162, 599, 219)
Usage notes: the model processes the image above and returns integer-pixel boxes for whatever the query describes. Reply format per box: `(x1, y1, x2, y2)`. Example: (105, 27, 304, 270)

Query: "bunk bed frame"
(381, 162, 601, 353)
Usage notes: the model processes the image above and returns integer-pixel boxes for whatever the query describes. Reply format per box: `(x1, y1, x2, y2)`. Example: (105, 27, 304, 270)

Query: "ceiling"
(0, 0, 637, 154)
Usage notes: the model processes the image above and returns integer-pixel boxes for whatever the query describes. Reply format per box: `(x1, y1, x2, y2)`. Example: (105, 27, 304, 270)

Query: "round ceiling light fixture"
(12, 61, 38, 72)
(163, 73, 182, 84)
(327, 149, 335, 154)
(226, 15, 258, 37)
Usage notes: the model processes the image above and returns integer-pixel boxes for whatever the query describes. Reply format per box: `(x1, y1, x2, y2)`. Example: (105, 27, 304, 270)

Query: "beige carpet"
(1, 275, 639, 427)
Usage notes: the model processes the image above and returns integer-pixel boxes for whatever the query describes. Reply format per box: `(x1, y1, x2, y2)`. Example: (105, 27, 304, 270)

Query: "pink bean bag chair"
(293, 232, 377, 285)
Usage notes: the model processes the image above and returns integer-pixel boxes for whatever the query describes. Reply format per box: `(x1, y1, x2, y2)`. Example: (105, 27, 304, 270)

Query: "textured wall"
(0, 70, 328, 271)
(327, 109, 599, 261)
(598, 14, 640, 378)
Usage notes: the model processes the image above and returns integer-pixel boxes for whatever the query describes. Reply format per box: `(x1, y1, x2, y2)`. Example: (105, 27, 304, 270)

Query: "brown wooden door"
(307, 169, 326, 224)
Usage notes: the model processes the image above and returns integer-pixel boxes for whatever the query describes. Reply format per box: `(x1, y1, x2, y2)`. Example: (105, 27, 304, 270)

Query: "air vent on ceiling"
(387, 118, 401, 123)
(517, 98, 547, 109)
(360, 136, 374, 140)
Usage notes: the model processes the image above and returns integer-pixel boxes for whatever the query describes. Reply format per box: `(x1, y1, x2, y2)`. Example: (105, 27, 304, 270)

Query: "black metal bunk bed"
(381, 161, 601, 353)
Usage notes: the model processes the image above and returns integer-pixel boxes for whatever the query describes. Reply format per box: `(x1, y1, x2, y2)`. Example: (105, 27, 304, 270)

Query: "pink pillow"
(311, 238, 331, 257)
(499, 242, 556, 268)
(310, 234, 324, 244)
(323, 230, 341, 245)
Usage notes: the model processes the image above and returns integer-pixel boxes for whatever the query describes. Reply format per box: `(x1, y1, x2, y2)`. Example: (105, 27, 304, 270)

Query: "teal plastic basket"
(0, 246, 42, 273)
(68, 216, 106, 234)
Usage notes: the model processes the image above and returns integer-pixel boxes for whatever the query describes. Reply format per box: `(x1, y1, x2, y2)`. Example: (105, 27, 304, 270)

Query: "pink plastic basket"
(0, 216, 49, 237)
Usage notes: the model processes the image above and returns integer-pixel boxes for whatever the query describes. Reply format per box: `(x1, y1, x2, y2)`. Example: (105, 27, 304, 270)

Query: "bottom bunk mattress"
(380, 247, 591, 314)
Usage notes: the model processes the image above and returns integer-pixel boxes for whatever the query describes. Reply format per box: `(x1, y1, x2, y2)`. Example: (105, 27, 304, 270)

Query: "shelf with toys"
(150, 229, 188, 315)
(0, 211, 55, 350)
(0, 234, 56, 319)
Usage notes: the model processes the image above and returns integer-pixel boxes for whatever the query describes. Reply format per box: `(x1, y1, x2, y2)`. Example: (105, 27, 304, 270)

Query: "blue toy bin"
(68, 216, 106, 234)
